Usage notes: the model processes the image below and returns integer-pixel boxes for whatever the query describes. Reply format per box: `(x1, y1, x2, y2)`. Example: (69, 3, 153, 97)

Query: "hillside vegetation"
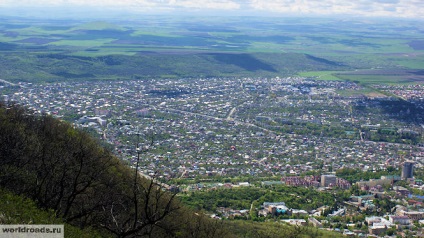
(0, 189, 107, 238)
(0, 52, 347, 83)
(0, 101, 216, 237)
(0, 101, 342, 237)
(1, 17, 422, 84)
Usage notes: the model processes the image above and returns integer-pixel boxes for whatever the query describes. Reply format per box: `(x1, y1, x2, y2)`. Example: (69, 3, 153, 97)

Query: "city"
(0, 1, 423, 236)
(4, 77, 423, 180)
(3, 76, 424, 236)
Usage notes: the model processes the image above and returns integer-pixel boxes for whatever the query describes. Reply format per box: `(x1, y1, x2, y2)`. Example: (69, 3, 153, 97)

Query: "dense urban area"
(2, 75, 424, 237)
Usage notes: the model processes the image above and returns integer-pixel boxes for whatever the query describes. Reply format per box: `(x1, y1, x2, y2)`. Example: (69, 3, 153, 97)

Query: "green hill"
(0, 52, 348, 83)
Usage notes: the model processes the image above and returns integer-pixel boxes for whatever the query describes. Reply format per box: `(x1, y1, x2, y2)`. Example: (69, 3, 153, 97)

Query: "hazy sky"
(1, 0, 423, 18)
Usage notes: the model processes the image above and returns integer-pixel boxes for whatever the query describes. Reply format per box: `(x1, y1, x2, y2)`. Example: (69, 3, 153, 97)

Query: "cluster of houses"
(375, 84, 424, 101)
(4, 78, 424, 183)
(3, 72, 424, 237)
(280, 174, 351, 189)
(208, 164, 424, 237)
(258, 202, 309, 218)
(212, 196, 424, 237)
(366, 211, 424, 237)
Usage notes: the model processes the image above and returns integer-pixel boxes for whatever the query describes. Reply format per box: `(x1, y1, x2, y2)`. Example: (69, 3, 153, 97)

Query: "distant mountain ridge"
(0, 52, 347, 83)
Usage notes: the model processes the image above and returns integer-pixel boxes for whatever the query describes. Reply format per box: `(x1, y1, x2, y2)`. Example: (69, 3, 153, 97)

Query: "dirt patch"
(365, 92, 388, 98)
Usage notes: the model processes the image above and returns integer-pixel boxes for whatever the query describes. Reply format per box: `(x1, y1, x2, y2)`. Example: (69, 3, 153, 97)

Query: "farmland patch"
(15, 37, 58, 45)
(408, 40, 424, 50)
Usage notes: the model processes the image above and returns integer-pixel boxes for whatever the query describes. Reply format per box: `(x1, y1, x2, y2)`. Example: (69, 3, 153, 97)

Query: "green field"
(336, 87, 386, 97)
(335, 69, 424, 85)
(392, 54, 424, 68)
(0, 16, 423, 83)
(299, 68, 424, 86)
(298, 71, 344, 80)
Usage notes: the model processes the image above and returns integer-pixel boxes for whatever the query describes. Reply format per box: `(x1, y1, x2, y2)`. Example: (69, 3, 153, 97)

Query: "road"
(161, 107, 277, 135)
(0, 79, 18, 87)
(226, 107, 237, 120)
(138, 171, 170, 190)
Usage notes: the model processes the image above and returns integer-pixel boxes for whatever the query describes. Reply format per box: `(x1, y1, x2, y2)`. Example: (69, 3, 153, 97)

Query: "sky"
(0, 0, 423, 19)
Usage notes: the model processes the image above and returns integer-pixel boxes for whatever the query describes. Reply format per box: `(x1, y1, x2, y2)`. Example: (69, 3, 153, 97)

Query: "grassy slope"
(0, 189, 109, 238)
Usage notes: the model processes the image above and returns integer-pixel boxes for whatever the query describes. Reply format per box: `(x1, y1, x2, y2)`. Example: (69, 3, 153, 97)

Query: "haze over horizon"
(0, 0, 423, 20)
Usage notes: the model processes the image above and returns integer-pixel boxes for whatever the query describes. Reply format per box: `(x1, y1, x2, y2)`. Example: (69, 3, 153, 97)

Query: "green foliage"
(225, 220, 343, 238)
(180, 185, 336, 213)
(0, 102, 180, 237)
(0, 189, 107, 238)
(336, 168, 399, 183)
(413, 168, 424, 181)
(0, 52, 348, 83)
(373, 197, 396, 216)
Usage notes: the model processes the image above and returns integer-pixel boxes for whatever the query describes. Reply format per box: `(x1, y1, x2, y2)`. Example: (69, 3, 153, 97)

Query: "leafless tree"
(99, 128, 180, 237)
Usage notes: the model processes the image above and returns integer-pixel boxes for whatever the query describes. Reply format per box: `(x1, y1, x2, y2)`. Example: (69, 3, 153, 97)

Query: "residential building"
(403, 211, 424, 221)
(308, 217, 323, 228)
(389, 216, 411, 225)
(321, 174, 337, 187)
(369, 225, 387, 236)
(402, 161, 414, 180)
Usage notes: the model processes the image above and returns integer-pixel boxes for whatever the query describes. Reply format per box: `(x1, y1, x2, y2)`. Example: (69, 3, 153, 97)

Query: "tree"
(0, 103, 182, 237)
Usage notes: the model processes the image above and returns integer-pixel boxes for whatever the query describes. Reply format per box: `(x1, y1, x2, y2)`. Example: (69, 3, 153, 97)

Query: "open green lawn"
(298, 71, 344, 80)
(336, 87, 385, 97)
(299, 68, 424, 86)
(336, 73, 423, 85)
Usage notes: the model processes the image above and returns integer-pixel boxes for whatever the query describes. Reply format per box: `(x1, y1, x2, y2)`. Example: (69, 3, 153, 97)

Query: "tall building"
(401, 162, 414, 180)
(321, 174, 337, 187)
